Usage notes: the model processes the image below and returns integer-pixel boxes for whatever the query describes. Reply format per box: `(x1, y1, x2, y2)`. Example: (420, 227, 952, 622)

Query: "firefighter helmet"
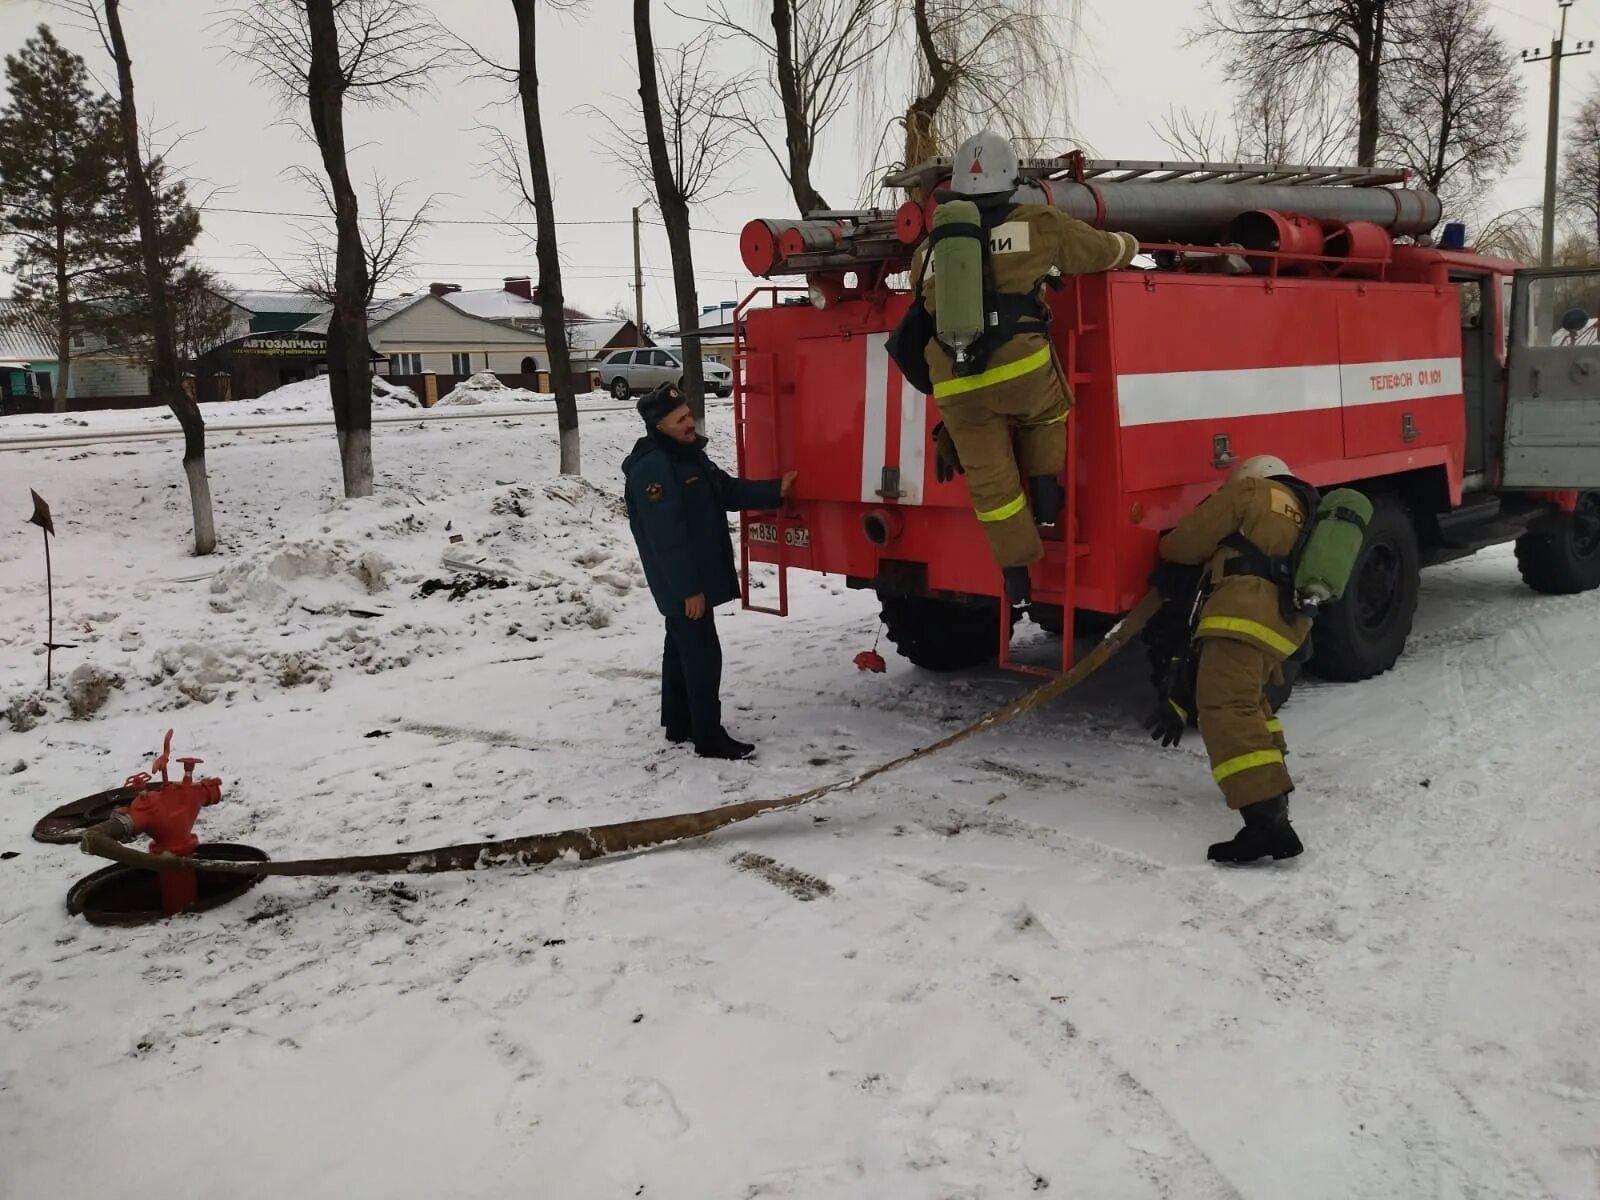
(951, 129, 1020, 198)
(1232, 454, 1292, 481)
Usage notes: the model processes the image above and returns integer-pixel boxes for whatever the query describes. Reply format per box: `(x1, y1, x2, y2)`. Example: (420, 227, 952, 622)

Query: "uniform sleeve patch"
(1269, 485, 1305, 526)
(645, 482, 664, 502)
(988, 221, 1031, 254)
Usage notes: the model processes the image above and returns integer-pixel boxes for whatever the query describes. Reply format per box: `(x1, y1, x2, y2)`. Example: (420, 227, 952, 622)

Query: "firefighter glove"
(932, 422, 964, 483)
(1149, 560, 1203, 601)
(1144, 650, 1195, 749)
(1143, 697, 1187, 749)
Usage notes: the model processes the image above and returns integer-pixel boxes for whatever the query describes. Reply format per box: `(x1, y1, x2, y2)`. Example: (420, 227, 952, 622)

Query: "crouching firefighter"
(1145, 454, 1372, 863)
(623, 384, 796, 760)
(887, 129, 1140, 604)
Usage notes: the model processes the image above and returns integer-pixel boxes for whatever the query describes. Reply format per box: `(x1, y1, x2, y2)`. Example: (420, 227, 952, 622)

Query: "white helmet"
(951, 129, 1020, 198)
(1231, 454, 1292, 482)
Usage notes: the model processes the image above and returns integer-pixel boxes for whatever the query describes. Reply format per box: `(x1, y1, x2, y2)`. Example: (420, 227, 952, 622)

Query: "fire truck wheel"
(1515, 492, 1600, 595)
(1031, 607, 1118, 639)
(610, 377, 631, 401)
(1307, 497, 1420, 682)
(879, 594, 1006, 671)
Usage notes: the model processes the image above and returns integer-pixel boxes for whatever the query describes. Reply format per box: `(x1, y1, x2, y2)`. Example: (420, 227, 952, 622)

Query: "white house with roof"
(299, 293, 548, 376)
(433, 276, 592, 332)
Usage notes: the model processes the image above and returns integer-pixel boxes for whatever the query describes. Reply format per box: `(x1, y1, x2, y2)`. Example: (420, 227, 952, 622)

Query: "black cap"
(638, 383, 687, 428)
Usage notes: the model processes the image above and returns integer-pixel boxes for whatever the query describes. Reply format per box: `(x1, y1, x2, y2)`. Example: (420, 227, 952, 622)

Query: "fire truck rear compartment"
(735, 159, 1600, 680)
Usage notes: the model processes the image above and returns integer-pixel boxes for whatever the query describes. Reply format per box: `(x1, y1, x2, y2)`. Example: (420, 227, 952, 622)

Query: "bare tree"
(699, 0, 888, 215)
(53, 0, 216, 552)
(267, 172, 434, 306)
(1379, 0, 1522, 213)
(1192, 0, 1412, 166)
(231, 0, 457, 498)
(1161, 70, 1356, 163)
(1561, 81, 1600, 249)
(460, 2, 585, 474)
(857, 0, 1081, 197)
(1475, 205, 1598, 268)
(612, 16, 749, 421)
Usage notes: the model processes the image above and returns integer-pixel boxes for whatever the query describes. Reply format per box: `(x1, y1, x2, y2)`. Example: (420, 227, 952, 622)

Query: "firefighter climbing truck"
(731, 154, 1600, 684)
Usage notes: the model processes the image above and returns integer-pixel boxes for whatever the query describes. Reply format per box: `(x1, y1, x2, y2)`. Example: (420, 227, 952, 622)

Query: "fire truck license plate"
(747, 522, 810, 549)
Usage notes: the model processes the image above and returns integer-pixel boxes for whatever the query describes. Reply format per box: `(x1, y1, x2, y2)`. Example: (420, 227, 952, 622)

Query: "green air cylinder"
(1294, 488, 1374, 605)
(932, 199, 985, 358)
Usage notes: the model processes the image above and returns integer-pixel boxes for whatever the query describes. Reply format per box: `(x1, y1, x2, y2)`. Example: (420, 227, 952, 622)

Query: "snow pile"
(242, 375, 420, 416)
(209, 476, 639, 628)
(435, 371, 545, 407)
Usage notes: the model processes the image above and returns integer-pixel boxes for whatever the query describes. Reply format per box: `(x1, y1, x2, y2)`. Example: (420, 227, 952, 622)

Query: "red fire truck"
(732, 155, 1600, 687)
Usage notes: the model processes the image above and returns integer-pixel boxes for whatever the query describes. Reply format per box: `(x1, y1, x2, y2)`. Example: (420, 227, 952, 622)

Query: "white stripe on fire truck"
(897, 374, 927, 505)
(1116, 357, 1463, 427)
(862, 335, 891, 503)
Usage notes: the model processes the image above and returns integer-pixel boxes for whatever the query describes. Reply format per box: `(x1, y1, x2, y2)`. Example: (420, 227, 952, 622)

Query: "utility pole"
(1524, 1, 1595, 267)
(632, 205, 644, 335)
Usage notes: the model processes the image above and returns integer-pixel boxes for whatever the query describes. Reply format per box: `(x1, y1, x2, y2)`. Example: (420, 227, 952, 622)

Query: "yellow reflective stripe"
(1019, 409, 1068, 426)
(1213, 749, 1285, 784)
(1265, 717, 1284, 735)
(1171, 700, 1188, 720)
(1197, 616, 1301, 657)
(975, 492, 1028, 523)
(933, 346, 1052, 398)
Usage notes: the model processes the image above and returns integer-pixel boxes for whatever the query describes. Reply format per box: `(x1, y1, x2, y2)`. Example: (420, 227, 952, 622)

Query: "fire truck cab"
(734, 156, 1600, 686)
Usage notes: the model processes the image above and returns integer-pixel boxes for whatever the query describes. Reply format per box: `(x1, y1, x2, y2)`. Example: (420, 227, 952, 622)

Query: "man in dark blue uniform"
(623, 384, 795, 759)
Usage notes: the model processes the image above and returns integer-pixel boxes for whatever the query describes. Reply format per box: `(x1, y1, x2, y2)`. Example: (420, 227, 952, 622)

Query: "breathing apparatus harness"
(1220, 476, 1371, 622)
(915, 198, 1059, 378)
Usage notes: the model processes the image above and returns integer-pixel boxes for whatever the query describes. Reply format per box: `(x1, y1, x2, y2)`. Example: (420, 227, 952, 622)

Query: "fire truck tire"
(1307, 497, 1420, 682)
(879, 595, 1006, 671)
(609, 377, 631, 401)
(1514, 492, 1600, 595)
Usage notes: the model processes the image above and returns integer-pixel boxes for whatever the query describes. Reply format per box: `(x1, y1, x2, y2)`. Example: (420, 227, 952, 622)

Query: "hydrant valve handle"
(177, 756, 204, 780)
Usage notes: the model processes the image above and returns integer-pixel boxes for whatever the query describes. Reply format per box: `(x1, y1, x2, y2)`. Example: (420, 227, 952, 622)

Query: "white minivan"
(597, 348, 732, 400)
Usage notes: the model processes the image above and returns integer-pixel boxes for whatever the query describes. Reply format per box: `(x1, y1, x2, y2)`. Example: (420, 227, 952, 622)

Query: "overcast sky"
(0, 0, 1594, 326)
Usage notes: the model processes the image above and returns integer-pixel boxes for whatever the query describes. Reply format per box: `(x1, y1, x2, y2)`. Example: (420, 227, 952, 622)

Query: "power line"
(197, 204, 740, 237)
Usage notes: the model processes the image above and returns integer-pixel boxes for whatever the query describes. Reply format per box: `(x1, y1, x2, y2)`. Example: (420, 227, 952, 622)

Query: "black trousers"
(661, 612, 723, 742)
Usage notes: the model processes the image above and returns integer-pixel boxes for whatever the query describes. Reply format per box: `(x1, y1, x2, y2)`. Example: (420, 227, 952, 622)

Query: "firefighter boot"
(696, 730, 756, 761)
(1207, 794, 1303, 864)
(1002, 566, 1033, 604)
(1029, 474, 1064, 526)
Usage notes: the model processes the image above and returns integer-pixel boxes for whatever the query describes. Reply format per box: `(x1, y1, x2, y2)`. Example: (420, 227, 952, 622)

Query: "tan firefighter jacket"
(910, 205, 1138, 400)
(1158, 475, 1313, 659)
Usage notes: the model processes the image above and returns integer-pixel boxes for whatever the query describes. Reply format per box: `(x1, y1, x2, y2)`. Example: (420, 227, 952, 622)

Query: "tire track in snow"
(974, 944, 1245, 1199)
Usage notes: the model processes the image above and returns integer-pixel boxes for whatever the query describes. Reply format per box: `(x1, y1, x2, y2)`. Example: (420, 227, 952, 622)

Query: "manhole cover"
(32, 785, 164, 845)
(66, 842, 270, 926)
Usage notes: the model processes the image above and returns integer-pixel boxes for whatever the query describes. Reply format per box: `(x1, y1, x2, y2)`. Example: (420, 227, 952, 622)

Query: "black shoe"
(1029, 474, 1064, 525)
(1207, 795, 1303, 864)
(695, 733, 755, 760)
(665, 728, 691, 744)
(1002, 565, 1032, 604)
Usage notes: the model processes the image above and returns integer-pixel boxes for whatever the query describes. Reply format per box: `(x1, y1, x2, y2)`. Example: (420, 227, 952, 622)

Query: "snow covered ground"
(2, 406, 1599, 1199)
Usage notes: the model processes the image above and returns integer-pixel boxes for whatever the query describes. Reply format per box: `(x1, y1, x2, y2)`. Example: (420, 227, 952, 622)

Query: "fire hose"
(81, 592, 1162, 879)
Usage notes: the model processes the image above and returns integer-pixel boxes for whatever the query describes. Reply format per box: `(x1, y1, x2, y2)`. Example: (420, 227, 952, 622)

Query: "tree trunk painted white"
(339, 427, 374, 498)
(183, 454, 217, 556)
(559, 425, 580, 476)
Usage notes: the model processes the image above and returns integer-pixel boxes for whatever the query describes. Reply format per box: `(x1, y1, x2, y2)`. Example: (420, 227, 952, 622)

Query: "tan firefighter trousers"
(1195, 637, 1293, 810)
(935, 352, 1068, 568)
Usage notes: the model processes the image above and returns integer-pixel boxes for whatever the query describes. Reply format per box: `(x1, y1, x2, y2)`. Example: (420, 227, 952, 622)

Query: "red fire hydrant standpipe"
(81, 730, 224, 917)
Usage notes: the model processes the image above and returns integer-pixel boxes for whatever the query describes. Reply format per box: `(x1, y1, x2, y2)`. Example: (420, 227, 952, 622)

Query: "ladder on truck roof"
(883, 155, 1412, 195)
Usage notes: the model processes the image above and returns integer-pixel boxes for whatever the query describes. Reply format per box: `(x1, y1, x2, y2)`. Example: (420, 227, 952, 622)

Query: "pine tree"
(90, 157, 209, 360)
(0, 25, 121, 411)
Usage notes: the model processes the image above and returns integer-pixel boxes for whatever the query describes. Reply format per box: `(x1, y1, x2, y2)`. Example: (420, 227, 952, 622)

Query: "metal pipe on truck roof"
(1005, 179, 1442, 242)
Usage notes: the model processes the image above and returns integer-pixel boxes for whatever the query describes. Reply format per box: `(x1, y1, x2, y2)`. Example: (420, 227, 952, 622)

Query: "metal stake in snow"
(27, 489, 73, 688)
